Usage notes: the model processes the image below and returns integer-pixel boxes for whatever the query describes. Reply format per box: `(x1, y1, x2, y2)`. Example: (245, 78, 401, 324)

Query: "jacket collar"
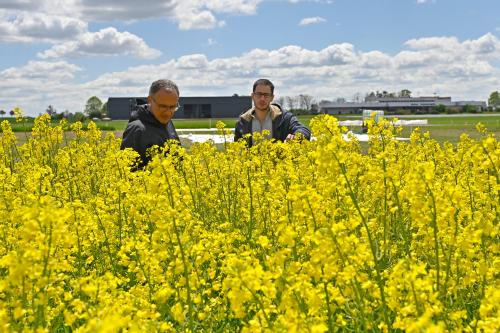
(240, 104, 282, 122)
(130, 104, 166, 127)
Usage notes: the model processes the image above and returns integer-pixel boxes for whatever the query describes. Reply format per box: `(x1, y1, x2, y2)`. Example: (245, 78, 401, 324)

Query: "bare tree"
(275, 96, 285, 108)
(46, 105, 57, 117)
(352, 92, 361, 102)
(298, 94, 314, 110)
(365, 92, 377, 102)
(285, 96, 298, 110)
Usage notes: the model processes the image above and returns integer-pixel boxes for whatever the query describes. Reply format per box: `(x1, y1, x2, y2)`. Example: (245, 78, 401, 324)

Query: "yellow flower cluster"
(0, 114, 498, 332)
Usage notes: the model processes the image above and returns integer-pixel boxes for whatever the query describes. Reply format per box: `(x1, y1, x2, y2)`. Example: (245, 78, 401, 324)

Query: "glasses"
(151, 96, 179, 112)
(253, 92, 273, 98)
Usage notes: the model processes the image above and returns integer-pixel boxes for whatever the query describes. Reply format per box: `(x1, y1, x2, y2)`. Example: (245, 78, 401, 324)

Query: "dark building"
(107, 95, 252, 120)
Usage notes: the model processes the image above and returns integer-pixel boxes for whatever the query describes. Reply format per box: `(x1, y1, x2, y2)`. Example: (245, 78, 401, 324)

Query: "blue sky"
(0, 0, 499, 116)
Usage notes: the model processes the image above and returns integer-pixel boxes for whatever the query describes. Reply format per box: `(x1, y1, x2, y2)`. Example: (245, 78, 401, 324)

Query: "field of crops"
(0, 114, 498, 332)
(4, 113, 500, 145)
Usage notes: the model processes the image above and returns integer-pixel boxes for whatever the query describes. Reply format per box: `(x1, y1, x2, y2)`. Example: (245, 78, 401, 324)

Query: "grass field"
(4, 113, 500, 144)
(385, 114, 500, 142)
(97, 114, 500, 147)
(322, 114, 500, 143)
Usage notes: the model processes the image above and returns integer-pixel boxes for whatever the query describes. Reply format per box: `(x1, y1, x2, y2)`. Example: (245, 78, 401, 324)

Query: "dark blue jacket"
(121, 104, 180, 168)
(234, 103, 311, 146)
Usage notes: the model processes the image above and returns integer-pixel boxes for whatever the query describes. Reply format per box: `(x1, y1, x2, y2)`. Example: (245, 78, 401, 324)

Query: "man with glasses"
(121, 79, 180, 168)
(234, 78, 311, 146)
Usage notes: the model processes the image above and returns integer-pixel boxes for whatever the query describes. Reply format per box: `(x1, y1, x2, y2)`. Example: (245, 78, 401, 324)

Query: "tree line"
(1, 91, 499, 120)
(0, 96, 107, 120)
(274, 94, 317, 115)
(43, 96, 107, 121)
(276, 89, 500, 116)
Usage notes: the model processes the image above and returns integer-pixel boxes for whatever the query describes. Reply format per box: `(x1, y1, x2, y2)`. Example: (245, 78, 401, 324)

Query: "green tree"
(488, 91, 500, 109)
(0, 110, 5, 117)
(73, 112, 86, 122)
(435, 104, 446, 113)
(53, 111, 65, 120)
(84, 96, 104, 118)
(462, 104, 478, 113)
(101, 101, 108, 117)
(399, 89, 412, 98)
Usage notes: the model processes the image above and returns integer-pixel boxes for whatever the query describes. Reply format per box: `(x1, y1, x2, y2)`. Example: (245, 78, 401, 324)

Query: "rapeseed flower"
(0, 113, 497, 331)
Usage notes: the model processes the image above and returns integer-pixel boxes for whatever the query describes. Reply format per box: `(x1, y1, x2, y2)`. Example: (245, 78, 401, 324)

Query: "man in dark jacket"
(121, 79, 180, 168)
(234, 79, 311, 146)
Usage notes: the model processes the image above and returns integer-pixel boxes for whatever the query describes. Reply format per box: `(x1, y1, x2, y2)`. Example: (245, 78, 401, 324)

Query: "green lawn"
(389, 115, 500, 142)
(4, 114, 500, 145)
(103, 116, 316, 131)
(332, 114, 500, 143)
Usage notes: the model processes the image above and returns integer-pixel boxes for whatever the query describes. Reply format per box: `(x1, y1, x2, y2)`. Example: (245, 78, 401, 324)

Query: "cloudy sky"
(0, 0, 499, 116)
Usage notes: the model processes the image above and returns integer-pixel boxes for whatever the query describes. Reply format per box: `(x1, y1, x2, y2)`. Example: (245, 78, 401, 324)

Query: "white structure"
(362, 110, 384, 123)
(319, 96, 487, 114)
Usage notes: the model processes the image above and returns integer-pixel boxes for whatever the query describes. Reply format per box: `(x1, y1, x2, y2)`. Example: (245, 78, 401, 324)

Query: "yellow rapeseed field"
(0, 113, 498, 332)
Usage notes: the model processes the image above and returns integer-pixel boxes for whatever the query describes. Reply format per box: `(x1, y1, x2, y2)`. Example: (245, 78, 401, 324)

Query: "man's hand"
(285, 133, 295, 142)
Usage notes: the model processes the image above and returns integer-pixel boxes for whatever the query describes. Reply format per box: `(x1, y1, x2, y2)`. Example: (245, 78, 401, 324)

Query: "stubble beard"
(255, 103, 269, 113)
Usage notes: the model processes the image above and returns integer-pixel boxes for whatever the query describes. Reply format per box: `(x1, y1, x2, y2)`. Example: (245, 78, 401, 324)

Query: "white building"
(319, 96, 486, 114)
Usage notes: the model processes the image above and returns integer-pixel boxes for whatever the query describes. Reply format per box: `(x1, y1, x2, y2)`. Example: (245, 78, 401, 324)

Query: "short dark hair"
(149, 79, 179, 97)
(253, 79, 274, 95)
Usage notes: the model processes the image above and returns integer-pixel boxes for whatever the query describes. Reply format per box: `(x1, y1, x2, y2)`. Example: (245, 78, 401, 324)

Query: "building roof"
(319, 96, 486, 111)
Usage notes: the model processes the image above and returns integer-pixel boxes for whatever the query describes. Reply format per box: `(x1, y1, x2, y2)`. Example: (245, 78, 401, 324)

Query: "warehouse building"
(107, 95, 252, 120)
(319, 96, 487, 114)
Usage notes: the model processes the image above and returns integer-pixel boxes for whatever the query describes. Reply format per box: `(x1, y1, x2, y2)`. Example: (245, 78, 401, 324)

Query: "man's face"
(148, 88, 179, 124)
(252, 84, 274, 111)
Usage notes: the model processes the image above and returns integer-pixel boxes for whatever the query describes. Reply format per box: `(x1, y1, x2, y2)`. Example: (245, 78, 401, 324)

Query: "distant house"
(107, 95, 252, 120)
(319, 96, 487, 114)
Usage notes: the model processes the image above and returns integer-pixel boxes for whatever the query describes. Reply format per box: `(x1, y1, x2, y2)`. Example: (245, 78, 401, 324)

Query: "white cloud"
(204, 0, 261, 15)
(0, 0, 177, 21)
(170, 0, 262, 30)
(176, 54, 209, 69)
(37, 27, 161, 59)
(0, 0, 40, 11)
(405, 36, 460, 50)
(359, 51, 392, 69)
(0, 60, 81, 80)
(463, 33, 500, 55)
(0, 12, 87, 43)
(1, 33, 499, 116)
(403, 33, 500, 62)
(240, 43, 356, 68)
(76, 0, 177, 21)
(0, 60, 83, 113)
(0, 0, 262, 33)
(299, 16, 326, 26)
(175, 8, 224, 30)
(74, 0, 261, 23)
(0, 10, 161, 59)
